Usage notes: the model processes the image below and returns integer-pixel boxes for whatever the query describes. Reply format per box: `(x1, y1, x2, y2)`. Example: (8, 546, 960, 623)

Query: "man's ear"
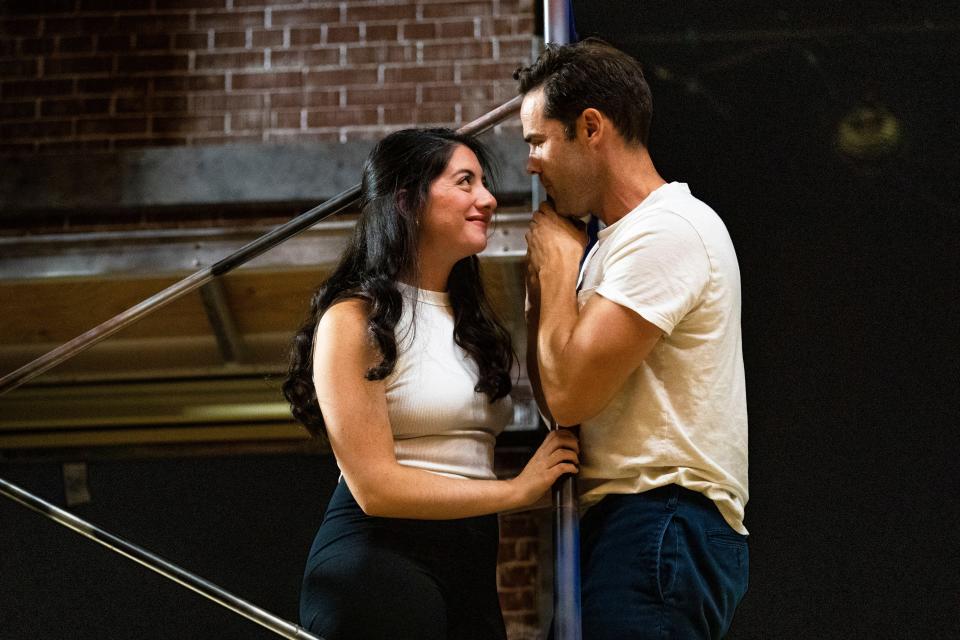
(579, 108, 604, 143)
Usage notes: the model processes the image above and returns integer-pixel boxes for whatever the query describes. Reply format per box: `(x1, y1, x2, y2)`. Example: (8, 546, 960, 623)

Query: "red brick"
(193, 93, 264, 111)
(422, 40, 492, 62)
(421, 2, 494, 19)
(346, 86, 416, 106)
(114, 15, 193, 35)
(234, 0, 299, 6)
(79, 0, 151, 9)
(497, 563, 537, 588)
(305, 67, 379, 88)
(421, 84, 462, 103)
(0, 18, 41, 37)
(18, 37, 56, 55)
(499, 513, 538, 536)
(382, 64, 454, 84)
(160, 0, 227, 8)
(115, 95, 188, 113)
(0, 100, 36, 119)
(214, 31, 247, 49)
(37, 139, 111, 153)
(302, 90, 342, 107)
(271, 48, 340, 68)
(382, 104, 455, 125)
(58, 36, 95, 54)
(515, 15, 534, 34)
(497, 0, 530, 12)
(400, 22, 436, 41)
(41, 97, 111, 117)
(497, 588, 535, 611)
(346, 4, 417, 22)
(153, 74, 225, 93)
(497, 537, 537, 562)
(1, 78, 73, 98)
(0, 142, 38, 154)
(153, 115, 225, 134)
(196, 51, 264, 71)
(327, 24, 360, 44)
(195, 11, 265, 30)
(44, 16, 111, 36)
(307, 107, 378, 127)
(289, 27, 323, 47)
(77, 76, 151, 95)
(364, 24, 398, 43)
(502, 611, 539, 628)
(458, 61, 518, 82)
(117, 54, 190, 74)
(232, 71, 301, 90)
(273, 110, 302, 129)
(272, 8, 341, 27)
(462, 100, 505, 123)
(44, 56, 114, 76)
(230, 110, 267, 131)
(346, 44, 413, 66)
(251, 29, 284, 48)
(497, 36, 533, 61)
(95, 34, 133, 53)
(0, 58, 38, 77)
(437, 19, 477, 39)
(76, 117, 148, 135)
(174, 33, 210, 50)
(135, 33, 172, 51)
(268, 90, 340, 109)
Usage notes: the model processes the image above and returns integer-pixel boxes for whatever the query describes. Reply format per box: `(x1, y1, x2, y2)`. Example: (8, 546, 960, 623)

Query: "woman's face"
(418, 144, 497, 266)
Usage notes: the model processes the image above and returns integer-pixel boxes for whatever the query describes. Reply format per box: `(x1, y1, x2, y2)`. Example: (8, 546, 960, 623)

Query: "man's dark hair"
(514, 38, 653, 146)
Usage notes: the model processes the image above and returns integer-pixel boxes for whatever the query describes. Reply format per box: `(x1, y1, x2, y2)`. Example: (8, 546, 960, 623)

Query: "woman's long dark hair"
(283, 128, 515, 437)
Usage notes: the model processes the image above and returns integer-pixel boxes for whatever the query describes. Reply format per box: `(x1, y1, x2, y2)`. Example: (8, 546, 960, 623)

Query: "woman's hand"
(510, 428, 580, 507)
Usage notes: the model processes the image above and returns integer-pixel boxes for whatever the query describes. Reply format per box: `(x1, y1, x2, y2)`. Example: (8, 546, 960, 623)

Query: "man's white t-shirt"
(576, 182, 749, 534)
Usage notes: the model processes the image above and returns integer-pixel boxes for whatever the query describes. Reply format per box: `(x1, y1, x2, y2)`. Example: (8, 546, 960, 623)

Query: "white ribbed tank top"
(383, 282, 513, 480)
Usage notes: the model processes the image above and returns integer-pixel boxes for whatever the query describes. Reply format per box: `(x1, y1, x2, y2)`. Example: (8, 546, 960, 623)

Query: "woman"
(284, 128, 578, 640)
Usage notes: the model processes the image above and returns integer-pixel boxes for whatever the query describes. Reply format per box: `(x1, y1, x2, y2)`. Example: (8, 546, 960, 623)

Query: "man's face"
(520, 87, 595, 217)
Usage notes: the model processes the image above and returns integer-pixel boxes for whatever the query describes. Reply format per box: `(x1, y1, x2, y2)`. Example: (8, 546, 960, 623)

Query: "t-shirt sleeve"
(594, 212, 710, 336)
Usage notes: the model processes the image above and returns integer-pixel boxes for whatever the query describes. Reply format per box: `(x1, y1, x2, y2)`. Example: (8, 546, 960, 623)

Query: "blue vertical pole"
(542, 6, 582, 640)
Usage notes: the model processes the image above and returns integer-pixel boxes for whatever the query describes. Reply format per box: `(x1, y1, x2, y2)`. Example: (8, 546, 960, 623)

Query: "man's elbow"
(546, 391, 598, 427)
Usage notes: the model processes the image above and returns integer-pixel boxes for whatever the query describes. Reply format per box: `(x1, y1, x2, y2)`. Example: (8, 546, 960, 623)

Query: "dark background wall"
(570, 2, 959, 637)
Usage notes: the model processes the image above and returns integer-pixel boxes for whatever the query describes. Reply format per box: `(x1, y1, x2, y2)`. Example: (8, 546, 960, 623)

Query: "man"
(516, 39, 749, 639)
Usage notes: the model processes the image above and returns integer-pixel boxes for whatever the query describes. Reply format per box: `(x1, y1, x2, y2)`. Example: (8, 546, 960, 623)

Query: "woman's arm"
(313, 298, 579, 520)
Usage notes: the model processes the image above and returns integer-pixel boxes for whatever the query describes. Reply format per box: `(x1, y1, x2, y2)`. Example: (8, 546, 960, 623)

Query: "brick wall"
(0, 0, 534, 155)
(499, 510, 547, 639)
(0, 1, 545, 637)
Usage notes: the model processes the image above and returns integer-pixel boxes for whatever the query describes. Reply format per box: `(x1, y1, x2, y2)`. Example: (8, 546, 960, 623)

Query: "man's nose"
(526, 153, 540, 175)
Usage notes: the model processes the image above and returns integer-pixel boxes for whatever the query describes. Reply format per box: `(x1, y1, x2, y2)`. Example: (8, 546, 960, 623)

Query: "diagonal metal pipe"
(0, 95, 522, 396)
(0, 476, 323, 640)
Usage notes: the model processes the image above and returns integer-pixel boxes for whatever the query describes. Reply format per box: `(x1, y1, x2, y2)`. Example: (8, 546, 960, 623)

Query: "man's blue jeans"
(579, 484, 749, 639)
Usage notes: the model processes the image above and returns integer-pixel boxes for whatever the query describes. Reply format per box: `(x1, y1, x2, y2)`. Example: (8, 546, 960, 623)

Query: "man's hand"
(525, 200, 588, 277)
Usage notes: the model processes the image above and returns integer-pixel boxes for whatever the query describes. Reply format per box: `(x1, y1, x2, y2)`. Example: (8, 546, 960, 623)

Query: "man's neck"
(596, 147, 666, 226)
